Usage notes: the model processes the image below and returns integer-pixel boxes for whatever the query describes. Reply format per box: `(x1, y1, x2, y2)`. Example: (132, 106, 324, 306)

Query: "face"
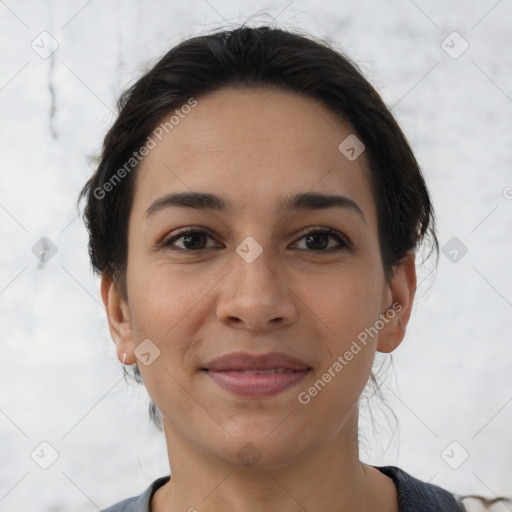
(103, 87, 415, 470)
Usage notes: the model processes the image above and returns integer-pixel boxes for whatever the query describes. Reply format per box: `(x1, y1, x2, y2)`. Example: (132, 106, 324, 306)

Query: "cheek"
(125, 263, 208, 412)
(126, 259, 203, 332)
(298, 264, 383, 393)
(125, 259, 219, 374)
(299, 283, 379, 423)
(302, 264, 384, 343)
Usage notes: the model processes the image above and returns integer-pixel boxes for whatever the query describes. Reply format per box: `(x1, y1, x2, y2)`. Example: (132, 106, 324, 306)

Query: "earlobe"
(100, 273, 136, 365)
(377, 251, 417, 354)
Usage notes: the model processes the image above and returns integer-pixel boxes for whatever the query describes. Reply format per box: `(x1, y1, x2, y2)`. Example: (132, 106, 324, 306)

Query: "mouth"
(201, 351, 312, 397)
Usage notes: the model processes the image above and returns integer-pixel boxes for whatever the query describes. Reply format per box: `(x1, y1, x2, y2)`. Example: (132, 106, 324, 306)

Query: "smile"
(204, 368, 311, 397)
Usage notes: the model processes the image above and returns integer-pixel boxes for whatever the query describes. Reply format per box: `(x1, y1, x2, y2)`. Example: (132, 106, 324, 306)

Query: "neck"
(151, 409, 398, 512)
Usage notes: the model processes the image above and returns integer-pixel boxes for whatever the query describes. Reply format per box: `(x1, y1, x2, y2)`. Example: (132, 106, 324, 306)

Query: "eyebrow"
(144, 191, 366, 223)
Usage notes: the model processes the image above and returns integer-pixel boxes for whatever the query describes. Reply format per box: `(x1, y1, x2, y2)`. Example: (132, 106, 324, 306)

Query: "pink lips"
(202, 351, 312, 397)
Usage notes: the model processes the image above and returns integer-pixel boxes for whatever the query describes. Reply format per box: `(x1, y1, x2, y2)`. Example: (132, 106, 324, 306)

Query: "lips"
(203, 351, 311, 372)
(202, 352, 312, 397)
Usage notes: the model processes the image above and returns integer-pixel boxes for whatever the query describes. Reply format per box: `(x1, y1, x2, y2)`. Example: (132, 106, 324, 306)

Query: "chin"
(207, 425, 311, 471)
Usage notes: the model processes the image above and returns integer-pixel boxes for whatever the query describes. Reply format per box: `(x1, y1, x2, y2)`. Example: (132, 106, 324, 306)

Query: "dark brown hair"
(79, 26, 511, 507)
(79, 24, 438, 298)
(80, 23, 438, 426)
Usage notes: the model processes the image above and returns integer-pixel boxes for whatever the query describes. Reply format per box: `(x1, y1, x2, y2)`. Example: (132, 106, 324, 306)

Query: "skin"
(102, 87, 416, 511)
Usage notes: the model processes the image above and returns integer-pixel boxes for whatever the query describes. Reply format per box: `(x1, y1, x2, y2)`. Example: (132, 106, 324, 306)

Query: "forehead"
(132, 87, 376, 222)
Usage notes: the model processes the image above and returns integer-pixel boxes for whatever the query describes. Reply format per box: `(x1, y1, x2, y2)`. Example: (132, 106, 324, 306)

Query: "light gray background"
(0, 0, 511, 510)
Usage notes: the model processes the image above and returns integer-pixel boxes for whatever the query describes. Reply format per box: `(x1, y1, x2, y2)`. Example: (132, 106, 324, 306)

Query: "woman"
(80, 25, 505, 512)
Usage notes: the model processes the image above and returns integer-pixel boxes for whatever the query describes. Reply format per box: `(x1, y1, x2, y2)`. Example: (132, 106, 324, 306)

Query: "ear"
(101, 273, 136, 365)
(377, 251, 417, 354)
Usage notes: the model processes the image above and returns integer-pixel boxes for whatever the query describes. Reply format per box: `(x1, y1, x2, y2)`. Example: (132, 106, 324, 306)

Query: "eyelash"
(160, 227, 352, 253)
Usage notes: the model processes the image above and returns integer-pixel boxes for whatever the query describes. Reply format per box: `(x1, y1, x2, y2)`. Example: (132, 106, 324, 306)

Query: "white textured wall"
(0, 1, 511, 510)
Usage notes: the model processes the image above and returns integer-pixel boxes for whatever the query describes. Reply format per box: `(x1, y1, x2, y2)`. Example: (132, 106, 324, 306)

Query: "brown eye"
(292, 228, 350, 252)
(163, 230, 217, 251)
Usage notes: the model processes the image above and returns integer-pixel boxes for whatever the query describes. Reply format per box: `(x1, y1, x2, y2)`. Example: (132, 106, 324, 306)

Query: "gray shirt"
(101, 466, 467, 511)
(101, 476, 170, 512)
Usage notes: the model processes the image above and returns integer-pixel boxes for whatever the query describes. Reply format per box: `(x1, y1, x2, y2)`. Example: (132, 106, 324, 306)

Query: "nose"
(216, 247, 299, 332)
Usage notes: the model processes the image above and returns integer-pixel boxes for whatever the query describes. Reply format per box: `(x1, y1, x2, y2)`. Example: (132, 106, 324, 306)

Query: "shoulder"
(376, 466, 467, 511)
(101, 476, 170, 512)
